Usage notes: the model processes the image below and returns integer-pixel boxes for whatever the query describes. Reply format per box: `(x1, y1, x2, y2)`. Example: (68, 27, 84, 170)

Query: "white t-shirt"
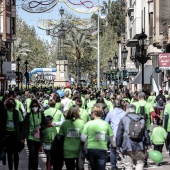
(61, 97, 71, 111)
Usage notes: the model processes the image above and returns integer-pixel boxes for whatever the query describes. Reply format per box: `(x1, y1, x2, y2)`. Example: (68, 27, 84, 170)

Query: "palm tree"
(64, 28, 96, 84)
(11, 38, 31, 62)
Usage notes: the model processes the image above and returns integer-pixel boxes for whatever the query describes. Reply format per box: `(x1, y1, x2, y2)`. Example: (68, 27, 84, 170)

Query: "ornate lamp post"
(131, 29, 150, 90)
(113, 53, 118, 69)
(113, 53, 119, 90)
(122, 46, 128, 69)
(24, 59, 29, 90)
(16, 57, 21, 90)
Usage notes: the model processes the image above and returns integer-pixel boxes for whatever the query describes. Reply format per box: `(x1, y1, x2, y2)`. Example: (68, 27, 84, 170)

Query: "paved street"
(1, 145, 170, 170)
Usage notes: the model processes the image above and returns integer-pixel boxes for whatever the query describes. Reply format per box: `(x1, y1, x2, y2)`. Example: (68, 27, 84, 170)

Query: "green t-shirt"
(28, 112, 42, 142)
(26, 98, 32, 113)
(150, 126, 167, 145)
(59, 119, 85, 158)
(79, 108, 90, 123)
(6, 110, 23, 131)
(82, 119, 113, 150)
(55, 102, 62, 110)
(164, 103, 170, 132)
(87, 100, 96, 114)
(44, 107, 64, 132)
(133, 100, 154, 130)
(123, 98, 131, 103)
(147, 96, 156, 107)
(0, 96, 3, 101)
(42, 126, 57, 144)
(15, 99, 24, 114)
(165, 94, 169, 99)
(104, 98, 114, 111)
(81, 96, 86, 109)
(43, 99, 49, 106)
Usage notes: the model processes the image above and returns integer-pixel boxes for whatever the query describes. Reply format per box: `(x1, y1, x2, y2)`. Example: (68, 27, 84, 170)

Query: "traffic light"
(121, 70, 129, 81)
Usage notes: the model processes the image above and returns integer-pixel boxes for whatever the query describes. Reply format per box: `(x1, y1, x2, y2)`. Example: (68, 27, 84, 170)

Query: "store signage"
(158, 53, 170, 70)
(0, 74, 6, 82)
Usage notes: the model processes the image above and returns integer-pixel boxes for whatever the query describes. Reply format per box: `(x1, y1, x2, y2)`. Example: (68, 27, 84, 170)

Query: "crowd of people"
(0, 85, 170, 170)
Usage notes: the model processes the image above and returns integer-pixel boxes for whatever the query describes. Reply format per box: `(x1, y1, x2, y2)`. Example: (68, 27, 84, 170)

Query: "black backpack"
(138, 102, 148, 121)
(158, 97, 164, 107)
(127, 115, 144, 142)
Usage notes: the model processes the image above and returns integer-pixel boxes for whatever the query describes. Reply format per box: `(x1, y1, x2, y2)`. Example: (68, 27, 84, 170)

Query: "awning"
(131, 65, 153, 84)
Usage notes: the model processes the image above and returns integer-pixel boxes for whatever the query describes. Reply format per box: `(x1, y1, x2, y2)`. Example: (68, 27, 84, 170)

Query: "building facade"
(124, 0, 170, 94)
(0, 0, 16, 92)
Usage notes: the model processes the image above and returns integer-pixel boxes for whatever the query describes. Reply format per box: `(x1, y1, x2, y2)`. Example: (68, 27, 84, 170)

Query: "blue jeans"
(87, 149, 108, 170)
(110, 147, 117, 169)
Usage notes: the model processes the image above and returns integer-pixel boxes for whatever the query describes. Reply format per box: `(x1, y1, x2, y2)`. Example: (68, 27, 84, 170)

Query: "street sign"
(16, 77, 21, 83)
(0, 74, 6, 82)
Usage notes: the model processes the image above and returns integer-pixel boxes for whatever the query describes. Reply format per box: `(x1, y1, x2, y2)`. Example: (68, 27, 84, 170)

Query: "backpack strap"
(138, 101, 147, 107)
(53, 109, 58, 118)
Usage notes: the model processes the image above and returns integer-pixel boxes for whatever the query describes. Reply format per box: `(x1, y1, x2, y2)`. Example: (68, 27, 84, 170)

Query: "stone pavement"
(0, 145, 170, 170)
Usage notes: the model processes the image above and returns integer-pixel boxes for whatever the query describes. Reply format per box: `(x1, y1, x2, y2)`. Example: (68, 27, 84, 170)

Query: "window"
(6, 17, 10, 34)
(141, 10, 143, 29)
(149, 13, 153, 37)
(12, 0, 16, 5)
(12, 17, 16, 34)
(0, 16, 2, 33)
(144, 7, 145, 30)
(6, 0, 10, 6)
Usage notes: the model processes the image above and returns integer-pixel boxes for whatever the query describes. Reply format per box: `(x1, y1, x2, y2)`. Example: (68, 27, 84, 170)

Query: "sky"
(16, 0, 104, 42)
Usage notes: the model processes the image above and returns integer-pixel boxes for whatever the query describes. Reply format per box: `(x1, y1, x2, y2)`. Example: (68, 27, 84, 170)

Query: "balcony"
(126, 18, 141, 47)
(127, 6, 134, 17)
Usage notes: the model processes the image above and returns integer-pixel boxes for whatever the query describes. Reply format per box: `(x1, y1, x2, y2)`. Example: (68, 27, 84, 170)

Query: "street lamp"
(0, 52, 6, 74)
(108, 58, 113, 84)
(131, 29, 150, 90)
(59, 7, 64, 17)
(113, 53, 118, 68)
(122, 46, 128, 69)
(24, 59, 29, 90)
(16, 57, 21, 90)
(108, 58, 112, 68)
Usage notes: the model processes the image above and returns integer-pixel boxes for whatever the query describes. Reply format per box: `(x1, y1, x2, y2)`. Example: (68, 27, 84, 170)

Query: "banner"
(158, 53, 170, 70)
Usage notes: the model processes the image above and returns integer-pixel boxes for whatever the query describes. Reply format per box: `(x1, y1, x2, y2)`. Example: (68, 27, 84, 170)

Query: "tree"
(11, 38, 31, 62)
(102, 0, 125, 36)
(64, 28, 96, 83)
(16, 16, 49, 75)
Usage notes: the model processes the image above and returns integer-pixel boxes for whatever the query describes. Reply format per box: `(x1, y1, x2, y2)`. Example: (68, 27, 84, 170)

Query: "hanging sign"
(158, 53, 170, 70)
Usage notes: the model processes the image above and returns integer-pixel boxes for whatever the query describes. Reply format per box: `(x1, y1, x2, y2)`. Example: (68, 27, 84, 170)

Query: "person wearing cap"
(59, 105, 85, 170)
(42, 115, 58, 170)
(105, 99, 126, 170)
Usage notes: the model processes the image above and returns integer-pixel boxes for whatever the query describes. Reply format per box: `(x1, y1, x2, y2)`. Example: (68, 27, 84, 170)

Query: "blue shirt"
(105, 108, 126, 137)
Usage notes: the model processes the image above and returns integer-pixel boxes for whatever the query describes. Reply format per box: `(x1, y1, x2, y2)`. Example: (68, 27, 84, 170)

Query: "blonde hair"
(91, 104, 103, 117)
